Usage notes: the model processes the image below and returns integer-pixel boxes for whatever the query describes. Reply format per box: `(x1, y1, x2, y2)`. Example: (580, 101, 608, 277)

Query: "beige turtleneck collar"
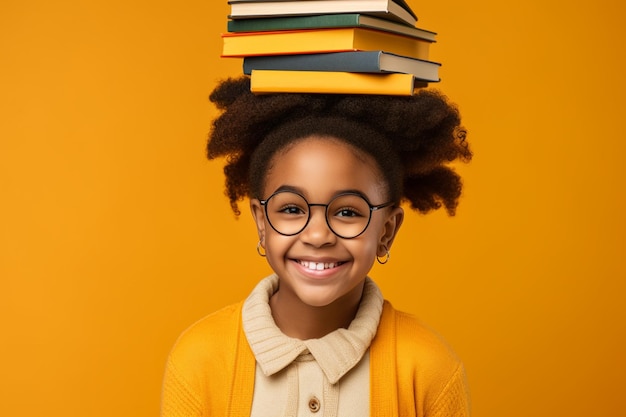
(242, 274, 384, 384)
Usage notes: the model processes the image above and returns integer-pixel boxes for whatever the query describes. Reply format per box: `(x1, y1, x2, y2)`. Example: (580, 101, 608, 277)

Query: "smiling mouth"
(297, 260, 344, 271)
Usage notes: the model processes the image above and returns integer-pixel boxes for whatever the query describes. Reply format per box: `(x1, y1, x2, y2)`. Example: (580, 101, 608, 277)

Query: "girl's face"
(250, 136, 404, 309)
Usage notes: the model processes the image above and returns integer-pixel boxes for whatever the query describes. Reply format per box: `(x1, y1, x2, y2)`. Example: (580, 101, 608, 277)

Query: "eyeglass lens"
(264, 191, 373, 238)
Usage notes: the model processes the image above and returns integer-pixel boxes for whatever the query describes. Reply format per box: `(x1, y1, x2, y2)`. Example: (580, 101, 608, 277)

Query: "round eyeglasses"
(259, 190, 394, 239)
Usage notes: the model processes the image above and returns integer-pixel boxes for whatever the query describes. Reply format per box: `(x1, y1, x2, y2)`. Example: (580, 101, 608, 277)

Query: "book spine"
(227, 14, 436, 42)
(227, 14, 361, 32)
(250, 70, 416, 95)
(243, 52, 384, 75)
(222, 29, 430, 60)
(228, 2, 417, 26)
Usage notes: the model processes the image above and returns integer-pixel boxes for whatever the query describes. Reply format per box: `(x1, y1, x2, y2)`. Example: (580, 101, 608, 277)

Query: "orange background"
(1, 0, 625, 416)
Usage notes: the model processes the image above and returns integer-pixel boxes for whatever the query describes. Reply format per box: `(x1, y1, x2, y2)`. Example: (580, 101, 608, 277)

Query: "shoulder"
(380, 301, 461, 366)
(167, 301, 244, 372)
(181, 301, 243, 337)
(395, 306, 460, 366)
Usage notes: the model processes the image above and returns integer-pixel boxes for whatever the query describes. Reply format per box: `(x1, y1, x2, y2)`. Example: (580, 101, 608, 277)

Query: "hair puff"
(207, 76, 471, 216)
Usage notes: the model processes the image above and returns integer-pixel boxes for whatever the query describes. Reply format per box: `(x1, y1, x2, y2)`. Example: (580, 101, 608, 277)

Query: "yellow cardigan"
(161, 300, 470, 417)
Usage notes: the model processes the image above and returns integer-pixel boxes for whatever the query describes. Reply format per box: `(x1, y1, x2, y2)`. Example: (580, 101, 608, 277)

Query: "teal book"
(226, 13, 436, 42)
(243, 51, 441, 82)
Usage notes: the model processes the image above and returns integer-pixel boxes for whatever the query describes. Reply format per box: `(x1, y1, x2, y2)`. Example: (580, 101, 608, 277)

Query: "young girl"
(161, 76, 472, 417)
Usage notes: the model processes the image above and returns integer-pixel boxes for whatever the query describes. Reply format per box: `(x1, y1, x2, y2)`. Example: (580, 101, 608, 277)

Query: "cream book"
(228, 0, 418, 26)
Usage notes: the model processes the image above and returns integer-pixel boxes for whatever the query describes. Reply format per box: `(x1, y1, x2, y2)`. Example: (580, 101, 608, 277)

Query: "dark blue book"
(243, 51, 440, 82)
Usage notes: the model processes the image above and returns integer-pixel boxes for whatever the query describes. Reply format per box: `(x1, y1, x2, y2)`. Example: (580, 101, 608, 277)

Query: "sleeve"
(160, 359, 204, 417)
(159, 302, 246, 417)
(388, 305, 471, 417)
(425, 363, 471, 417)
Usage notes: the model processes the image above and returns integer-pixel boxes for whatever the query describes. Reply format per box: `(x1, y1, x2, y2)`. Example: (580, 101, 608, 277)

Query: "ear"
(377, 206, 404, 257)
(250, 199, 267, 244)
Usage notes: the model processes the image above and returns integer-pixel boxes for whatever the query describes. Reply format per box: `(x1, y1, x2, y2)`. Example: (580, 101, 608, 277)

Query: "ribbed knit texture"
(160, 363, 202, 417)
(242, 275, 382, 416)
(242, 274, 383, 383)
(426, 364, 471, 417)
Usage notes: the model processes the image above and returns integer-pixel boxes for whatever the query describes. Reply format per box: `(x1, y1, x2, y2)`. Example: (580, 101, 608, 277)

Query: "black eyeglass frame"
(259, 190, 395, 239)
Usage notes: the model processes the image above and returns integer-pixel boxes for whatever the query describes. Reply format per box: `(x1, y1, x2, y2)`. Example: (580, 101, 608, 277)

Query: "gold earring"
(256, 241, 266, 257)
(376, 250, 390, 264)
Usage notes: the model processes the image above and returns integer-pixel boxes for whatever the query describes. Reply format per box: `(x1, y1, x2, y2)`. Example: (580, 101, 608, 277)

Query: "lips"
(297, 260, 344, 271)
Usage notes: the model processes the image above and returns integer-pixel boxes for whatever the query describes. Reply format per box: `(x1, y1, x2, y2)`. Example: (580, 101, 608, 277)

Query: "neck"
(269, 282, 365, 340)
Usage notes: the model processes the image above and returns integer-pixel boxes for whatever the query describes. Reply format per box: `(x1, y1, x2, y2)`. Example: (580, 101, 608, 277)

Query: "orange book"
(250, 70, 424, 95)
(222, 28, 430, 60)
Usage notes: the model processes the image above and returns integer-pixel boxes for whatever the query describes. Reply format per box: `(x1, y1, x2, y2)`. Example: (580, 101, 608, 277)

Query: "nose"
(300, 206, 336, 247)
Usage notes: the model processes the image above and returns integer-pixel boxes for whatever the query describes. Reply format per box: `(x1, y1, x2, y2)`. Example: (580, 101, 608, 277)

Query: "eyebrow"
(271, 185, 370, 201)
(273, 185, 303, 195)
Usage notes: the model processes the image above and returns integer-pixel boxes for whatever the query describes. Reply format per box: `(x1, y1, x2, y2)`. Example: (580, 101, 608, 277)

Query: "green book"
(226, 13, 436, 42)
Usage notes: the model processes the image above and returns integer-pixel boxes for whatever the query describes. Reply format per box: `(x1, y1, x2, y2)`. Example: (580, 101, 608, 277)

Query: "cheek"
(264, 232, 294, 256)
(348, 234, 380, 259)
(365, 219, 387, 244)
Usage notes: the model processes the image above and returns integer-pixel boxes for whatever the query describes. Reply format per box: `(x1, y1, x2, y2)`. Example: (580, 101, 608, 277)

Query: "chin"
(297, 292, 338, 309)
(301, 298, 335, 308)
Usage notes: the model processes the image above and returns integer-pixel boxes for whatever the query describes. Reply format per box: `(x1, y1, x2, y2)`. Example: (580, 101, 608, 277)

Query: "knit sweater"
(161, 278, 470, 417)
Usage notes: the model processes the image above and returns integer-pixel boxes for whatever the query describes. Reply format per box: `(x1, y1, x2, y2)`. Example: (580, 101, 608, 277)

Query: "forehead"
(264, 136, 386, 200)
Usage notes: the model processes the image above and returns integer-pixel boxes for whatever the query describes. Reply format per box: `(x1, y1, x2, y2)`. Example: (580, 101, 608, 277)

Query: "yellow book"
(250, 70, 424, 95)
(222, 28, 430, 60)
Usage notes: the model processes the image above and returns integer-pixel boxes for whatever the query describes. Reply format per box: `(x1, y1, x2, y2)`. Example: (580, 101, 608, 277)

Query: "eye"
(278, 204, 306, 215)
(335, 206, 364, 218)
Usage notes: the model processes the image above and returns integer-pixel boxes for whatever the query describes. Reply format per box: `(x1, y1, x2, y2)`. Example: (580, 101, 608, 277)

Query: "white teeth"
(299, 261, 340, 270)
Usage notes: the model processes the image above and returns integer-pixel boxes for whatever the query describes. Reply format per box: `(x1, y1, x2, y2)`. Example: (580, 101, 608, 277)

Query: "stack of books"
(222, 0, 441, 95)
